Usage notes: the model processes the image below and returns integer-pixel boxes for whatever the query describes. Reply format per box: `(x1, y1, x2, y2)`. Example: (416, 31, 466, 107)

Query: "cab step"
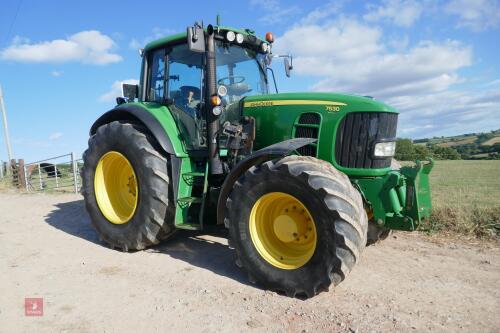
(177, 196, 202, 204)
(175, 223, 202, 231)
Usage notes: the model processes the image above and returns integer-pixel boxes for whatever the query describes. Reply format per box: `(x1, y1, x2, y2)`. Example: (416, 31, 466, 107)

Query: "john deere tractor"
(82, 21, 433, 298)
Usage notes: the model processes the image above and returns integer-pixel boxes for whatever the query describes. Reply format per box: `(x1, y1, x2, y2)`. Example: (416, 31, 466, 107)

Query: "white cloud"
(250, 0, 301, 24)
(364, 0, 423, 27)
(394, 88, 500, 137)
(445, 0, 500, 31)
(51, 70, 63, 77)
(99, 79, 139, 102)
(48, 132, 63, 141)
(1, 31, 122, 65)
(272, 4, 500, 138)
(275, 19, 472, 99)
(129, 27, 175, 50)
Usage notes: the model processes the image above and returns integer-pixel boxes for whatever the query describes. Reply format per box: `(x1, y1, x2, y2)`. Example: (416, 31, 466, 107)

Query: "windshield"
(215, 42, 268, 106)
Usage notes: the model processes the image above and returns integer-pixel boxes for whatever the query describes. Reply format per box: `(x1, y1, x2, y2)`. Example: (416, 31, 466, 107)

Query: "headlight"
(217, 85, 227, 97)
(373, 141, 396, 157)
(260, 42, 268, 53)
(226, 31, 235, 42)
(212, 106, 223, 116)
(236, 33, 244, 44)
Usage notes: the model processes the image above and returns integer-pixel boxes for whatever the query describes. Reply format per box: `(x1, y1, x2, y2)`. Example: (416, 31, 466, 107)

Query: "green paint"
(243, 93, 396, 177)
(128, 102, 188, 157)
(353, 159, 434, 231)
(174, 157, 206, 230)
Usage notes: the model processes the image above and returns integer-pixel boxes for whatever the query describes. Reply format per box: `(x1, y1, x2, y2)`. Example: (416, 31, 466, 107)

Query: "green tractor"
(82, 21, 433, 298)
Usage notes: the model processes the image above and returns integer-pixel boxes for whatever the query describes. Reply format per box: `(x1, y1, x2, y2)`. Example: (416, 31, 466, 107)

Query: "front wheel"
(82, 121, 175, 251)
(224, 156, 367, 298)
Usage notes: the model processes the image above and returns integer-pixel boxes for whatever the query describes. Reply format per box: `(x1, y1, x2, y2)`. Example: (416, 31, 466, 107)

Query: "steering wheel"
(217, 75, 245, 86)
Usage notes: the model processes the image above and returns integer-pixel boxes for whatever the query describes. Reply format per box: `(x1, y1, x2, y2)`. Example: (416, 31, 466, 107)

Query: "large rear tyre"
(82, 121, 175, 251)
(225, 156, 367, 298)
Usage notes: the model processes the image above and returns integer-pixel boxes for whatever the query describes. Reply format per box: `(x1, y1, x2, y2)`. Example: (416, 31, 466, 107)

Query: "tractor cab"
(138, 26, 277, 152)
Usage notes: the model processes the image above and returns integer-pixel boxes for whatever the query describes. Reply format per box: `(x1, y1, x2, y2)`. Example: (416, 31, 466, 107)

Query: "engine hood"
(242, 92, 397, 114)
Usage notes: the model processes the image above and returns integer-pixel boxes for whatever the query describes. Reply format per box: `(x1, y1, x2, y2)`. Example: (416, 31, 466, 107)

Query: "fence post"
(71, 152, 78, 194)
(18, 159, 26, 190)
(54, 164, 59, 188)
(0, 160, 3, 179)
(38, 163, 43, 190)
(23, 163, 29, 190)
(10, 158, 17, 187)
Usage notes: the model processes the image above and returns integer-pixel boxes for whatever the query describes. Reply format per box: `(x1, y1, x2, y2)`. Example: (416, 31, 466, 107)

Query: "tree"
(395, 139, 416, 161)
(431, 146, 461, 160)
(414, 144, 432, 160)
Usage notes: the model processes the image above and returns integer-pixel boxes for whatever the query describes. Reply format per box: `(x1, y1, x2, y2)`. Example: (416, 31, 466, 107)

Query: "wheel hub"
(94, 151, 138, 225)
(249, 192, 317, 270)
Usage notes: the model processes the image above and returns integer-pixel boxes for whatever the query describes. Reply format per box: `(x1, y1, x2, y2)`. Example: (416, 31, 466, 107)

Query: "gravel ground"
(0, 191, 499, 332)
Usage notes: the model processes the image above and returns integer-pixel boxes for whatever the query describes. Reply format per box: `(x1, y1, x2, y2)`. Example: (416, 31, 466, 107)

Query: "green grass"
(430, 160, 500, 209)
(422, 160, 500, 239)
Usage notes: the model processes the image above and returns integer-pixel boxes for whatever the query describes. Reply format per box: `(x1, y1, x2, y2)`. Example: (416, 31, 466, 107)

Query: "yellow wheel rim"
(94, 151, 138, 224)
(249, 192, 317, 269)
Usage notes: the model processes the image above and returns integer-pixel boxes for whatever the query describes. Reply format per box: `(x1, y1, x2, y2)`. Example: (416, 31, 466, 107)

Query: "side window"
(168, 44, 203, 119)
(148, 49, 165, 102)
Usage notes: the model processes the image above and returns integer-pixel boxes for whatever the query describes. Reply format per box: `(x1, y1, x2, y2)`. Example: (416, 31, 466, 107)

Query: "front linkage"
(354, 159, 434, 231)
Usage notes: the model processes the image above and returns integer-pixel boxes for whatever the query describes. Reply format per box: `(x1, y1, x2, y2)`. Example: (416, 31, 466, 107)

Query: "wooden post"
(10, 158, 17, 187)
(18, 159, 26, 190)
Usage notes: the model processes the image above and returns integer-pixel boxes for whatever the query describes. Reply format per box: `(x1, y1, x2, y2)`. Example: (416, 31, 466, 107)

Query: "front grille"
(294, 113, 320, 157)
(298, 113, 321, 125)
(335, 112, 398, 168)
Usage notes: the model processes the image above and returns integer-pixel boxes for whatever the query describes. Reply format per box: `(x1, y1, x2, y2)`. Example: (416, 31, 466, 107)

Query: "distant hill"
(406, 129, 500, 160)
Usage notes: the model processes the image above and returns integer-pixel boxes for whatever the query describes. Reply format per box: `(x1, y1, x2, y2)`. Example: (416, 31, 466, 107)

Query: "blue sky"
(1, 0, 499, 162)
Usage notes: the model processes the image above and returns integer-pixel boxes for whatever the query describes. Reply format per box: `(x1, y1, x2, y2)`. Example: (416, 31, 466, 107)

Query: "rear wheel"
(225, 156, 367, 298)
(82, 121, 175, 251)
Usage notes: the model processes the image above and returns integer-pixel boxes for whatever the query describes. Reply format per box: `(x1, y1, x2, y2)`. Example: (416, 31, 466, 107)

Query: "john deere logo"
(243, 100, 347, 108)
(245, 101, 274, 107)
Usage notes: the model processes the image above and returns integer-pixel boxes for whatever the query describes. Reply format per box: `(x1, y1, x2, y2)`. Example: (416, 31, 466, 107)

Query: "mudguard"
(216, 138, 317, 225)
(90, 103, 179, 156)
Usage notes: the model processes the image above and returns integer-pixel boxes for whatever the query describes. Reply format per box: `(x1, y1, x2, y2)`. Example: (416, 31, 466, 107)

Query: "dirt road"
(0, 192, 499, 332)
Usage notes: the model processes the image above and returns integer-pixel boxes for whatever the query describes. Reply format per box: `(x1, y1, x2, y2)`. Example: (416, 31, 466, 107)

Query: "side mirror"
(187, 23, 205, 53)
(284, 57, 293, 78)
(122, 84, 138, 102)
(264, 53, 273, 66)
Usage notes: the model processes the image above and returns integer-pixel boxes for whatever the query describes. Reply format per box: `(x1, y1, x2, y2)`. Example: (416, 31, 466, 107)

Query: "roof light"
(236, 33, 244, 44)
(265, 32, 274, 43)
(226, 31, 235, 42)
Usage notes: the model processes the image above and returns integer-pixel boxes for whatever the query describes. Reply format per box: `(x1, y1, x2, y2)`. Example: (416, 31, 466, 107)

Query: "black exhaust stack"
(205, 25, 224, 179)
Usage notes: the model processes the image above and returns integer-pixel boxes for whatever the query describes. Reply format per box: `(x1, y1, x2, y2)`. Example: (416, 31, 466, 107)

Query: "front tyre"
(82, 121, 175, 251)
(225, 156, 367, 298)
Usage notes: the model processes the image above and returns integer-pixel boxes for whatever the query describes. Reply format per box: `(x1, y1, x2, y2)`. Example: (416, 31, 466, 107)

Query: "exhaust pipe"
(205, 25, 224, 179)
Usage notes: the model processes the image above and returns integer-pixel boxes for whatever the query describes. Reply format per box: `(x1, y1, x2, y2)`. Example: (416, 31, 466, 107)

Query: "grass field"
(436, 136, 477, 147)
(482, 136, 500, 146)
(424, 160, 500, 239)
